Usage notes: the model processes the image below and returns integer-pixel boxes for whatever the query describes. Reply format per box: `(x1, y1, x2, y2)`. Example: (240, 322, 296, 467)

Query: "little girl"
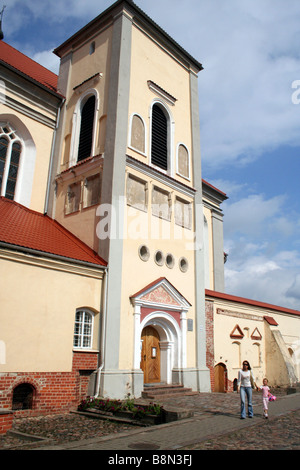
(259, 378, 271, 418)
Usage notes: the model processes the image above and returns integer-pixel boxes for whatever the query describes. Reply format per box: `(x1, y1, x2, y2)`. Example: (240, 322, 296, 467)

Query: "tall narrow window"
(6, 142, 21, 199)
(73, 310, 94, 349)
(0, 136, 8, 194)
(78, 95, 95, 162)
(151, 104, 168, 171)
(0, 125, 22, 200)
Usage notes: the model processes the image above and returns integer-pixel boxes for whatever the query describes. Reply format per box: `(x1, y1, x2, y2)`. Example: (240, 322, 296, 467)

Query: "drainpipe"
(94, 266, 108, 397)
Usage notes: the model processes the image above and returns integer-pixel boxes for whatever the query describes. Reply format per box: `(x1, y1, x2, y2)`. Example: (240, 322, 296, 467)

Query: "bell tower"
(49, 0, 210, 398)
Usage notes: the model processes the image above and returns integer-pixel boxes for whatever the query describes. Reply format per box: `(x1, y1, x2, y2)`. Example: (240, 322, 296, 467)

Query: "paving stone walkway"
(3, 389, 298, 452)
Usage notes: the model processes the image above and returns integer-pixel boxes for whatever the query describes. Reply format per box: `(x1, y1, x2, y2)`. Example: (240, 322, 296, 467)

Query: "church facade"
(0, 0, 299, 415)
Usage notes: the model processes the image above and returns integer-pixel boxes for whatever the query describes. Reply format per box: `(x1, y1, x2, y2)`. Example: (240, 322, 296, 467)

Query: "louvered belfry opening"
(151, 104, 168, 171)
(78, 95, 95, 162)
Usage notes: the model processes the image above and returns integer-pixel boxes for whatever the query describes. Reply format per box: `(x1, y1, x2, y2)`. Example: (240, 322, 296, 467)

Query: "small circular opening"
(166, 253, 175, 269)
(154, 250, 164, 266)
(138, 245, 150, 261)
(179, 257, 188, 273)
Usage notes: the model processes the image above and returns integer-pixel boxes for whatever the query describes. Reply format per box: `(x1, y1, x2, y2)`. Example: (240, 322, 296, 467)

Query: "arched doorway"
(140, 326, 161, 384)
(214, 363, 227, 393)
(12, 383, 35, 410)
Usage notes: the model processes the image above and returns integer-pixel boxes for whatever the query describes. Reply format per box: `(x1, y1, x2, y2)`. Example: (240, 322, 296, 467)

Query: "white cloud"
(223, 193, 287, 237)
(225, 248, 300, 309)
(31, 50, 60, 74)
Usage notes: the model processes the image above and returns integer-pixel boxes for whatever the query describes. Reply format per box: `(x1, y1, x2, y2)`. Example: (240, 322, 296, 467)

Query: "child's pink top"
(260, 385, 270, 398)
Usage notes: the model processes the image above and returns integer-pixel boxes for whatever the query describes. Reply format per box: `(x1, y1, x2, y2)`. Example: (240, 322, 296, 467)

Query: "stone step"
(142, 384, 198, 399)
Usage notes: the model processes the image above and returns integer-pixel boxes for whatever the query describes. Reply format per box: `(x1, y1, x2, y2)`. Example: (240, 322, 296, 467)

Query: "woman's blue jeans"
(240, 386, 253, 418)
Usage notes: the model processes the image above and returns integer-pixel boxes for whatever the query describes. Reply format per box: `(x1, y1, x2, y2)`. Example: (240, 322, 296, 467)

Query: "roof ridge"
(0, 196, 47, 218)
(205, 289, 300, 316)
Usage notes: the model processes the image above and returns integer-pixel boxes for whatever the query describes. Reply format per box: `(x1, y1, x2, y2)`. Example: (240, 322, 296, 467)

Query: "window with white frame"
(0, 124, 22, 200)
(73, 309, 94, 349)
(70, 90, 98, 166)
(77, 95, 96, 162)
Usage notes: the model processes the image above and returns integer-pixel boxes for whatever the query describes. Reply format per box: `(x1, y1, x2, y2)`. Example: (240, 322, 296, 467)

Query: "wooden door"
(214, 363, 227, 392)
(141, 326, 161, 383)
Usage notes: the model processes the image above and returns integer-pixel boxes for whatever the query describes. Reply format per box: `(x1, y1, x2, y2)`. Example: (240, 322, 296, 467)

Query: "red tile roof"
(205, 289, 300, 317)
(264, 316, 279, 326)
(0, 41, 58, 94)
(0, 197, 106, 267)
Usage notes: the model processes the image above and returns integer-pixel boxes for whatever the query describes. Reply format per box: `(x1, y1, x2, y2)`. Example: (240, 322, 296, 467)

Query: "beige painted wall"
(127, 25, 194, 188)
(119, 168, 197, 370)
(211, 297, 300, 386)
(58, 25, 113, 171)
(0, 250, 103, 372)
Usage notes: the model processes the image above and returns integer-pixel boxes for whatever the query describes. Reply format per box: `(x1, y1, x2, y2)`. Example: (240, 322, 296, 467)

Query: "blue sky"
(2, 0, 300, 309)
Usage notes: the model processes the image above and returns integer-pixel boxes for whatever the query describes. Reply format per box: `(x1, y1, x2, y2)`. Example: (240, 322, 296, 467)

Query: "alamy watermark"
(291, 80, 300, 104)
(95, 197, 203, 251)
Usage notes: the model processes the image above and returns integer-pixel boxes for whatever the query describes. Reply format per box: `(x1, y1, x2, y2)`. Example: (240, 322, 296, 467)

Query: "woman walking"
(237, 360, 256, 419)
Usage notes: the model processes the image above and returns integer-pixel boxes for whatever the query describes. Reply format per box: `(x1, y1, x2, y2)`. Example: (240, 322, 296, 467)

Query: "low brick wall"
(0, 409, 13, 434)
(0, 351, 98, 416)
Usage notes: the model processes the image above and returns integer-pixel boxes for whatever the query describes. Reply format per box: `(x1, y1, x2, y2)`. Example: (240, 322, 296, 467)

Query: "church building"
(0, 0, 299, 416)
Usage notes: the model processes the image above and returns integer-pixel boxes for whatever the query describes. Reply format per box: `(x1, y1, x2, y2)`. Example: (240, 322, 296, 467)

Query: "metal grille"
(151, 104, 168, 170)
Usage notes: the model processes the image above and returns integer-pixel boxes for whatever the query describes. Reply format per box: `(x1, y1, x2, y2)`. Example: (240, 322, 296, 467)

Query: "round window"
(166, 253, 175, 269)
(154, 250, 164, 266)
(138, 245, 150, 261)
(179, 257, 188, 273)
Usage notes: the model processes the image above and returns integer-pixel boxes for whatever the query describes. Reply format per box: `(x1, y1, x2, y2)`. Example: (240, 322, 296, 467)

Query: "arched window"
(0, 125, 22, 200)
(130, 114, 146, 154)
(151, 103, 168, 171)
(177, 144, 190, 179)
(73, 309, 94, 349)
(78, 95, 96, 162)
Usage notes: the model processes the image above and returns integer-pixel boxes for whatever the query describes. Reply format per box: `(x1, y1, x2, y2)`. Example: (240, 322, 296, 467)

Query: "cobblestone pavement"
(0, 414, 141, 450)
(1, 389, 299, 450)
(182, 409, 300, 450)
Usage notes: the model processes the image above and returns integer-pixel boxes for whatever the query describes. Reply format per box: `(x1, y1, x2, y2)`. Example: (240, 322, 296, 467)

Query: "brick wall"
(205, 299, 235, 393)
(0, 351, 98, 417)
(0, 410, 13, 434)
